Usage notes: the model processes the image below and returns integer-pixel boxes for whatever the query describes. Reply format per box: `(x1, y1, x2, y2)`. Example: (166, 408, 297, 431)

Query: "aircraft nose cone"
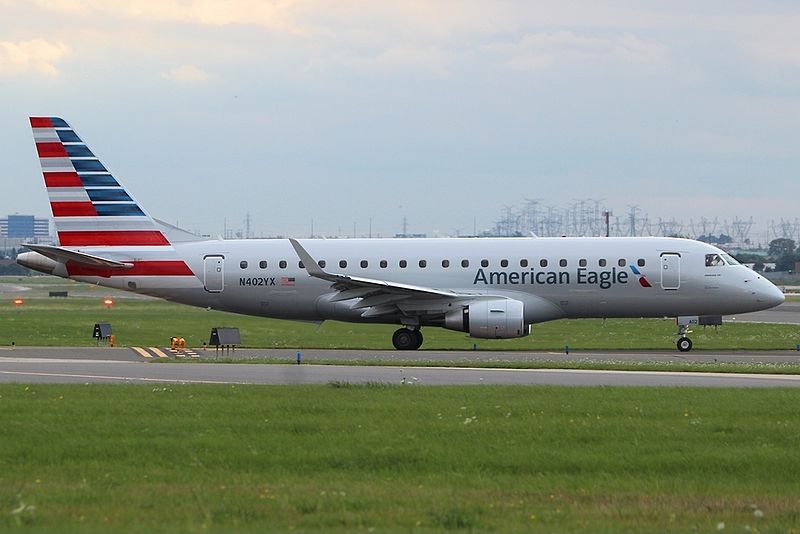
(757, 280, 785, 308)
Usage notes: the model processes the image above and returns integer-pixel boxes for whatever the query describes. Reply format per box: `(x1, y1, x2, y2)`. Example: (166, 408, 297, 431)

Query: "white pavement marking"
(0, 370, 239, 385)
(0, 357, 138, 364)
(425, 366, 800, 382)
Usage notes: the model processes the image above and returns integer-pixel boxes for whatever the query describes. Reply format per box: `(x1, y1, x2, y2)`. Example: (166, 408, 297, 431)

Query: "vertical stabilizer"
(30, 116, 170, 247)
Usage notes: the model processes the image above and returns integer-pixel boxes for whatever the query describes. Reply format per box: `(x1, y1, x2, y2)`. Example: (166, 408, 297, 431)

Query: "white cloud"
(0, 38, 70, 76)
(161, 64, 210, 82)
(488, 31, 666, 71)
(34, 0, 304, 34)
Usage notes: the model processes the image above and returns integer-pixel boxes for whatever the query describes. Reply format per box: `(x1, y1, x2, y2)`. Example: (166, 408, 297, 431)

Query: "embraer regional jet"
(17, 117, 785, 351)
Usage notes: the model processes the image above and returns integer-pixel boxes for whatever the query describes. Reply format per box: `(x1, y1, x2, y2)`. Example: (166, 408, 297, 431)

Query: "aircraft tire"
(412, 329, 424, 350)
(677, 337, 693, 352)
(392, 328, 419, 350)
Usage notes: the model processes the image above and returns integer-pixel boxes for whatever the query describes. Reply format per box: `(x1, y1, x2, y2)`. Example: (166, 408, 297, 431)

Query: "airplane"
(17, 117, 785, 352)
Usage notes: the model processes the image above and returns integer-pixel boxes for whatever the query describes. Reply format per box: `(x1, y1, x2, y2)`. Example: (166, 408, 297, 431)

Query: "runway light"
(12, 298, 24, 306)
(103, 298, 114, 308)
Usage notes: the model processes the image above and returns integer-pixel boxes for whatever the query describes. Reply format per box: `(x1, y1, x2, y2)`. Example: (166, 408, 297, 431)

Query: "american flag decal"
(281, 277, 296, 286)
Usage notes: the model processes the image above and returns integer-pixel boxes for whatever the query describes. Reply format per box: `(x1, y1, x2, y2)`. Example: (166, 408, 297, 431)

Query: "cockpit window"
(705, 253, 725, 267)
(721, 253, 740, 265)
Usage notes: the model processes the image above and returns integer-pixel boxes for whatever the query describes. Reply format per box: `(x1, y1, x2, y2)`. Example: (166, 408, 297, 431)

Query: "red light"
(103, 298, 114, 308)
(12, 299, 24, 306)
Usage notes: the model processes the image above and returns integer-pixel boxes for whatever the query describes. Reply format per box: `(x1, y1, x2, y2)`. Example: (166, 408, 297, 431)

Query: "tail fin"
(30, 116, 170, 247)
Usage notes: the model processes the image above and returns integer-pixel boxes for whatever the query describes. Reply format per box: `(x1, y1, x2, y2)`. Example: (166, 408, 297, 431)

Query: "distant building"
(0, 215, 51, 251)
(0, 215, 50, 239)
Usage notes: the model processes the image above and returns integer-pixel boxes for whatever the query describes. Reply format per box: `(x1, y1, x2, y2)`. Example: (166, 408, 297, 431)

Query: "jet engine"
(444, 299, 530, 339)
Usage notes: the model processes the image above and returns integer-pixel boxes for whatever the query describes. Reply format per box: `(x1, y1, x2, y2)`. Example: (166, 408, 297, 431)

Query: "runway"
(2, 348, 800, 387)
(726, 300, 800, 324)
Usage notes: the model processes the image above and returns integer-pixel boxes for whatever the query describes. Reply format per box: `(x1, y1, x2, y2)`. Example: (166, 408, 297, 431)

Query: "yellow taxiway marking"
(149, 347, 169, 359)
(131, 347, 152, 359)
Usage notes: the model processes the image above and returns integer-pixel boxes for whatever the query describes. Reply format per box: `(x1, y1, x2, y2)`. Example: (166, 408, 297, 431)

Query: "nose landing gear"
(676, 321, 693, 352)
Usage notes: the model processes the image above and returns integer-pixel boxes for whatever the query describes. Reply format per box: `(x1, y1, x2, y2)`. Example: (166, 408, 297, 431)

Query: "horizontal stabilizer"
(23, 244, 133, 269)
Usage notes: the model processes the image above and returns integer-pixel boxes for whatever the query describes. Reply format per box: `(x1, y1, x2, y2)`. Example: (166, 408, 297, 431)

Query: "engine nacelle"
(444, 299, 530, 339)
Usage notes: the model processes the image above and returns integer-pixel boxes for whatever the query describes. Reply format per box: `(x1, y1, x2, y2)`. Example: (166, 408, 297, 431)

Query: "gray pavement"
(727, 300, 800, 324)
(1, 351, 800, 387)
(5, 346, 800, 364)
(197, 347, 800, 364)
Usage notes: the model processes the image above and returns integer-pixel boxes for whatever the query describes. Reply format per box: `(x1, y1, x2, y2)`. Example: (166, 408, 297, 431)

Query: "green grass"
(0, 385, 798, 533)
(2, 296, 799, 350)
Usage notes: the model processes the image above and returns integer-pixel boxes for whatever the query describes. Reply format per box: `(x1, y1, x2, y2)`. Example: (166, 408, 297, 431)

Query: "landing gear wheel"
(412, 329, 423, 350)
(393, 328, 420, 350)
(677, 337, 693, 352)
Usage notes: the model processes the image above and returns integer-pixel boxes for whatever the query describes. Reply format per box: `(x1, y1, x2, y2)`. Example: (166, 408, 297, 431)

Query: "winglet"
(289, 239, 328, 278)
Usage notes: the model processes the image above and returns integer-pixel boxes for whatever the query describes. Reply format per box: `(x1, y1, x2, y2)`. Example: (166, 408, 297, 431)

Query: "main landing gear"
(392, 328, 423, 350)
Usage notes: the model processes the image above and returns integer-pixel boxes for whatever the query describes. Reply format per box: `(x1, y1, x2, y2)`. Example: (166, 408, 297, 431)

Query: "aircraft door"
(660, 253, 680, 290)
(204, 255, 225, 292)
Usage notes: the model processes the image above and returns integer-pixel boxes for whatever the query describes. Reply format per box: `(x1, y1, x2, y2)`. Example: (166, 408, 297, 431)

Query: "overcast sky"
(1, 1, 799, 240)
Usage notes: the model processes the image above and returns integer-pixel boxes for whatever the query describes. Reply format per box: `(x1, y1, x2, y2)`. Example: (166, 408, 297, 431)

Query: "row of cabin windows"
(239, 258, 647, 270)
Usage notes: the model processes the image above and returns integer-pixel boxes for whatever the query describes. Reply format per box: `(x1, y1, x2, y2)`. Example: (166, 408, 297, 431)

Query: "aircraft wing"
(290, 239, 488, 317)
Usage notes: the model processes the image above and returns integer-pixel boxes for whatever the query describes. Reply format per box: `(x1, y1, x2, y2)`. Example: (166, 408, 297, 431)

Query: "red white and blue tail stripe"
(31, 116, 170, 247)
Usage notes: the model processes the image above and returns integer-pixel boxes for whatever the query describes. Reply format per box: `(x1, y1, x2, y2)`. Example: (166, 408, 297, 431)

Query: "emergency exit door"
(204, 255, 225, 292)
(660, 253, 680, 290)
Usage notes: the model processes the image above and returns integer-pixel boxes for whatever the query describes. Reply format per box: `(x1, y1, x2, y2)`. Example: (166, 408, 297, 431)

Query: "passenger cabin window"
(279, 260, 287, 269)
(481, 259, 489, 267)
(298, 261, 304, 268)
(339, 260, 347, 268)
(540, 259, 548, 268)
(419, 260, 427, 268)
(559, 259, 567, 267)
(399, 260, 407, 268)
(599, 259, 607, 267)
(500, 259, 508, 267)
(618, 258, 626, 267)
(360, 260, 368, 268)
(240, 261, 248, 269)
(259, 260, 267, 269)
(705, 254, 725, 267)
(579, 258, 587, 267)
(520, 259, 528, 268)
(380, 260, 388, 268)
(318, 260, 326, 268)
(637, 258, 646, 267)
(461, 259, 469, 268)
(441, 259, 450, 268)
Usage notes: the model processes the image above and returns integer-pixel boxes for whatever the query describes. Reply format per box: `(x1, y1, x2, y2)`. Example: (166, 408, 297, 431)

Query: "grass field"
(0, 384, 798, 533)
(1, 293, 799, 351)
